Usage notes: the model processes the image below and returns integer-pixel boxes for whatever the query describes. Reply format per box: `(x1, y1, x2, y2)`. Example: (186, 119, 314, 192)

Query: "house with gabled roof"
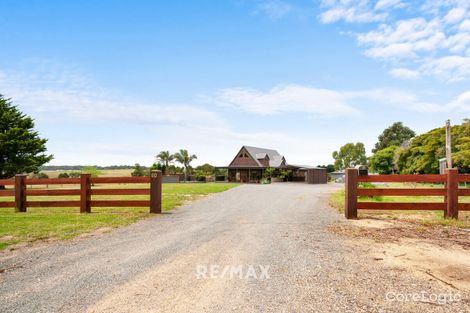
(223, 145, 327, 184)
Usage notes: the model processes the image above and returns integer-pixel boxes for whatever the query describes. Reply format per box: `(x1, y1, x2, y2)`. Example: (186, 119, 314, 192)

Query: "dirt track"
(0, 183, 468, 312)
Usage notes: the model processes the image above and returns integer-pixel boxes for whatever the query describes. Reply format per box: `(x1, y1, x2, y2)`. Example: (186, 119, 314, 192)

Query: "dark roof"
(243, 146, 285, 167)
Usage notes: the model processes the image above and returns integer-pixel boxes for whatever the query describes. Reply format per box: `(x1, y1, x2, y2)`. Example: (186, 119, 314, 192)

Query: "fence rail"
(345, 168, 469, 219)
(0, 171, 162, 213)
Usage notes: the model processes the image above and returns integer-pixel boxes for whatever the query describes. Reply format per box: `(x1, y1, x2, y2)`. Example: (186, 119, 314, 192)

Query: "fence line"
(0, 171, 162, 213)
(345, 168, 469, 219)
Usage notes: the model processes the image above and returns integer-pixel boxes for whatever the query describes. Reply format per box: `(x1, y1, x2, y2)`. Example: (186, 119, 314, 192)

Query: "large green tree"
(396, 119, 470, 174)
(173, 149, 197, 181)
(453, 118, 470, 172)
(369, 146, 398, 174)
(373, 122, 415, 153)
(0, 96, 53, 180)
(332, 142, 367, 170)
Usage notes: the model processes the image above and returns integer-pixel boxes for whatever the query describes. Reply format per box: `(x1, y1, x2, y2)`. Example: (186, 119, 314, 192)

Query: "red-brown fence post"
(150, 170, 162, 213)
(80, 173, 91, 213)
(15, 174, 27, 212)
(446, 168, 458, 219)
(345, 168, 358, 219)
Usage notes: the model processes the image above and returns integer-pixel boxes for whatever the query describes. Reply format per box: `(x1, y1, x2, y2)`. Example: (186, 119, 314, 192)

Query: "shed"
(306, 168, 328, 184)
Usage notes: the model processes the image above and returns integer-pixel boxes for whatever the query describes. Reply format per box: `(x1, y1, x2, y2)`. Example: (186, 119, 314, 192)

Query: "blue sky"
(0, 0, 469, 166)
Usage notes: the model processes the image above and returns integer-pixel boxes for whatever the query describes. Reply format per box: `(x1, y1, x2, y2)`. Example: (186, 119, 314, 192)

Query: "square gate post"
(80, 173, 91, 213)
(150, 170, 162, 213)
(446, 168, 459, 219)
(15, 174, 27, 212)
(345, 168, 358, 219)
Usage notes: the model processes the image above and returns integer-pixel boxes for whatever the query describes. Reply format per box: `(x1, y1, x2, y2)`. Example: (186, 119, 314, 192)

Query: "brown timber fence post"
(446, 168, 459, 219)
(80, 173, 91, 213)
(15, 174, 27, 212)
(150, 170, 162, 213)
(345, 168, 358, 219)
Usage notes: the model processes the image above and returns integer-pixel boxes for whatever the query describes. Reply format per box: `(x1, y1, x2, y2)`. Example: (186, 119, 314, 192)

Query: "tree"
(0, 96, 53, 180)
(32, 172, 49, 179)
(58, 172, 70, 178)
(82, 166, 101, 178)
(369, 146, 398, 174)
(195, 163, 215, 177)
(68, 171, 81, 178)
(263, 167, 275, 179)
(131, 163, 147, 177)
(156, 151, 174, 174)
(373, 122, 415, 153)
(332, 142, 367, 170)
(396, 119, 470, 174)
(173, 149, 197, 181)
(278, 170, 290, 181)
(453, 118, 470, 172)
(317, 164, 336, 173)
(150, 162, 166, 174)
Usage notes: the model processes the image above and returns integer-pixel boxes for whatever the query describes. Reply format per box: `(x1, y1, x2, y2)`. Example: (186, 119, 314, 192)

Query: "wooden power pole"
(445, 120, 452, 169)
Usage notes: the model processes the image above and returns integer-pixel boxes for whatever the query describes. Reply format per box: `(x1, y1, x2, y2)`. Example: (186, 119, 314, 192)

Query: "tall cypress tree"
(0, 95, 53, 181)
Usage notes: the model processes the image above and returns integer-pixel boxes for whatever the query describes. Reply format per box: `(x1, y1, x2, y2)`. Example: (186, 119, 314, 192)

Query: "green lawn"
(329, 185, 470, 228)
(0, 183, 239, 250)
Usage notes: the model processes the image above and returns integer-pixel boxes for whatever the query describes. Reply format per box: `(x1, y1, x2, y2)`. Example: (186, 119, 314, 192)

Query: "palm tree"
(173, 149, 197, 182)
(156, 151, 174, 174)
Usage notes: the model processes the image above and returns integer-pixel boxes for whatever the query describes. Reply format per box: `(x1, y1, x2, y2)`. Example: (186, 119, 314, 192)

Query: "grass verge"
(329, 187, 470, 229)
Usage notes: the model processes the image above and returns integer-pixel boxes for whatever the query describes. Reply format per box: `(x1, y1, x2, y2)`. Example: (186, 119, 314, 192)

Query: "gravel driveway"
(0, 183, 468, 312)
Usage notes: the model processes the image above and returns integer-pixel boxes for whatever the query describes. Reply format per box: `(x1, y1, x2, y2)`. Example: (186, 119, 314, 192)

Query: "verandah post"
(150, 170, 162, 213)
(345, 168, 358, 219)
(15, 174, 27, 212)
(446, 168, 459, 219)
(80, 173, 91, 213)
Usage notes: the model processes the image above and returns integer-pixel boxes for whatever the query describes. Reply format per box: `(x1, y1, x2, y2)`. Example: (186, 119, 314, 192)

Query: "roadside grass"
(329, 185, 470, 229)
(0, 183, 238, 250)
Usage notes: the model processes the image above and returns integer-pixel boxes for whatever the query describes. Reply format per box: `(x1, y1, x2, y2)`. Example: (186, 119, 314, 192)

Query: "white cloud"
(347, 88, 467, 112)
(448, 90, 470, 110)
(375, 0, 404, 10)
(364, 43, 416, 58)
(444, 7, 467, 24)
(319, 0, 403, 24)
(319, 0, 470, 81)
(0, 64, 223, 128)
(389, 67, 420, 79)
(445, 32, 470, 52)
(257, 0, 292, 19)
(357, 18, 445, 59)
(211, 84, 470, 116)
(460, 19, 470, 31)
(320, 7, 387, 24)
(420, 55, 470, 81)
(211, 84, 356, 115)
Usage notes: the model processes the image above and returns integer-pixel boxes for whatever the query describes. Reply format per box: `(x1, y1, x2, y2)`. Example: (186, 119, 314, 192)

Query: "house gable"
(228, 146, 260, 167)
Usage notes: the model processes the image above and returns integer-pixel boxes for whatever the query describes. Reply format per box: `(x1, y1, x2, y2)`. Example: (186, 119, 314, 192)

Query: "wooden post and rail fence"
(345, 168, 470, 219)
(0, 170, 162, 213)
